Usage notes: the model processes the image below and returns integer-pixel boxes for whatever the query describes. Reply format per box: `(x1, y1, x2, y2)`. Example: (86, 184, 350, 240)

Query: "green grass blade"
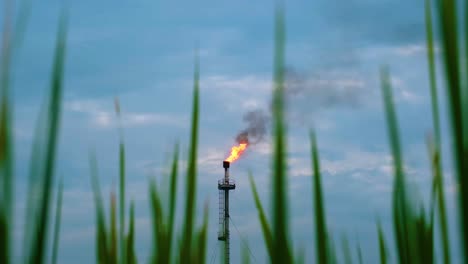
(0, 2, 14, 263)
(0, 212, 7, 264)
(380, 67, 405, 205)
(425, 1, 451, 262)
(341, 235, 352, 264)
(415, 206, 434, 264)
(0, 73, 12, 264)
(51, 178, 63, 264)
(310, 131, 328, 264)
(435, 153, 450, 264)
(425, 0, 441, 146)
(296, 246, 305, 264)
(10, 0, 32, 57)
(149, 180, 167, 263)
(248, 174, 273, 258)
(436, 0, 468, 259)
(381, 67, 415, 264)
(28, 16, 67, 264)
(110, 192, 118, 264)
(195, 202, 209, 264)
(377, 220, 388, 264)
(22, 103, 48, 260)
(436, 176, 450, 264)
(465, 0, 468, 151)
(328, 234, 338, 264)
(271, 3, 292, 263)
(126, 202, 137, 264)
(180, 53, 200, 262)
(167, 143, 179, 263)
(119, 141, 126, 264)
(51, 179, 63, 264)
(90, 155, 110, 264)
(242, 241, 251, 264)
(357, 241, 363, 264)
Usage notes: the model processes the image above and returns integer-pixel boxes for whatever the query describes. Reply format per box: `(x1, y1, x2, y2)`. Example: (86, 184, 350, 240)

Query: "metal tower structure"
(218, 161, 235, 264)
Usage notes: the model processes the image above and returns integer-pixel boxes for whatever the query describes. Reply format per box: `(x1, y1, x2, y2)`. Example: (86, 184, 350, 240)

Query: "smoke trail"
(235, 109, 269, 145)
(285, 67, 365, 110)
(231, 67, 366, 145)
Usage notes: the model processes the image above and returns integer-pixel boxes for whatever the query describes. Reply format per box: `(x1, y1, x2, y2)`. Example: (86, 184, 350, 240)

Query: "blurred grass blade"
(425, 0, 441, 145)
(341, 235, 352, 264)
(22, 103, 47, 260)
(436, 0, 468, 258)
(242, 241, 251, 264)
(10, 0, 32, 56)
(436, 173, 450, 264)
(110, 192, 117, 264)
(149, 180, 168, 263)
(381, 67, 416, 263)
(115, 98, 127, 264)
(180, 53, 200, 262)
(427, 136, 450, 264)
(310, 131, 329, 264)
(425, 1, 451, 262)
(28, 16, 67, 264)
(0, 211, 7, 264)
(51, 178, 63, 264)
(0, 63, 12, 264)
(357, 241, 363, 264)
(0, 1, 14, 263)
(167, 143, 179, 263)
(271, 3, 292, 263)
(90, 155, 110, 264)
(195, 202, 209, 264)
(296, 246, 305, 264)
(126, 202, 137, 264)
(119, 141, 126, 264)
(415, 205, 434, 264)
(328, 234, 337, 264)
(249, 174, 273, 258)
(435, 154, 450, 264)
(377, 220, 388, 264)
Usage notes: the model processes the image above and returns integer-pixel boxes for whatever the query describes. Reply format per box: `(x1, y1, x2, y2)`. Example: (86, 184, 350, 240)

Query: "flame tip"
(225, 142, 248, 163)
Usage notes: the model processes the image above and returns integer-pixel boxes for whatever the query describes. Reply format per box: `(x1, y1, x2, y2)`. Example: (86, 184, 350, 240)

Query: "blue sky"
(5, 0, 463, 263)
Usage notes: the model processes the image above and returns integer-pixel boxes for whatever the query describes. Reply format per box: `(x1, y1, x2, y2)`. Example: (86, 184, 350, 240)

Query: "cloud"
(287, 147, 394, 180)
(200, 75, 272, 112)
(135, 147, 225, 180)
(202, 75, 272, 94)
(394, 44, 427, 56)
(389, 76, 423, 104)
(66, 99, 187, 129)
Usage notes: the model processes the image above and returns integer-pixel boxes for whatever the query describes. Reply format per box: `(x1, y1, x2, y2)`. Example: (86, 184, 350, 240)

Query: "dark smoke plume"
(235, 109, 269, 145)
(285, 67, 365, 110)
(232, 67, 366, 144)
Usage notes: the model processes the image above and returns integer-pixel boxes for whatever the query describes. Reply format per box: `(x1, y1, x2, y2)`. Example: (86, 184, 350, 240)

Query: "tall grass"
(435, 0, 468, 261)
(90, 55, 208, 264)
(3, 0, 468, 263)
(0, 1, 14, 262)
(179, 53, 202, 263)
(51, 178, 64, 264)
(310, 131, 329, 264)
(0, 4, 67, 264)
(247, 1, 465, 264)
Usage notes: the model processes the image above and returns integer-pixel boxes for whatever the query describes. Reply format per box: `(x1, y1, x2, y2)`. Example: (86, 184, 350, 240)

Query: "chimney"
(223, 161, 230, 182)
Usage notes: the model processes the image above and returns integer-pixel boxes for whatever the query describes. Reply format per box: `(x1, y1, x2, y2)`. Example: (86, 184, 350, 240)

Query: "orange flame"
(225, 143, 248, 163)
